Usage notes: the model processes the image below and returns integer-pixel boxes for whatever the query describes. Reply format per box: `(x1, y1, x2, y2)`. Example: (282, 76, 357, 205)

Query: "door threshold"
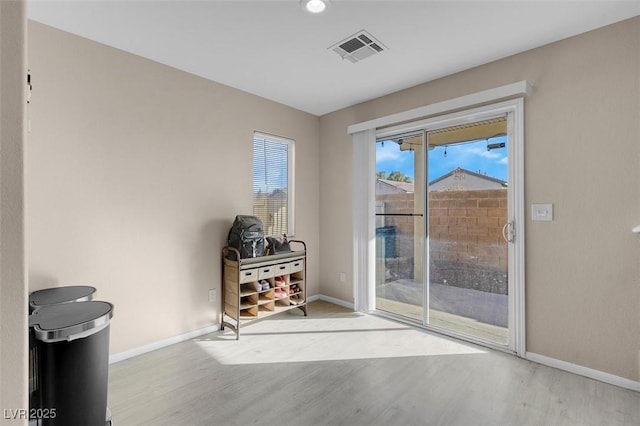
(371, 308, 516, 356)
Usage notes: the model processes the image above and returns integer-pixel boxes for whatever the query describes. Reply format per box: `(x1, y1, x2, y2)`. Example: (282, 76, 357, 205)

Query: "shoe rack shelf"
(221, 240, 307, 339)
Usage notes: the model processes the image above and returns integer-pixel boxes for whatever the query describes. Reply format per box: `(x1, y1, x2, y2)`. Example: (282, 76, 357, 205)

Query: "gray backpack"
(226, 215, 264, 260)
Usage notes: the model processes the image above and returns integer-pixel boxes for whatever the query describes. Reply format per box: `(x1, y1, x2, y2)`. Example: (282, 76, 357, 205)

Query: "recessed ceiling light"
(301, 0, 330, 14)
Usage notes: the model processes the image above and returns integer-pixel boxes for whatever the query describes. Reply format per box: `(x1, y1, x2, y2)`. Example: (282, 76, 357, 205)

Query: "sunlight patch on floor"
(195, 312, 486, 365)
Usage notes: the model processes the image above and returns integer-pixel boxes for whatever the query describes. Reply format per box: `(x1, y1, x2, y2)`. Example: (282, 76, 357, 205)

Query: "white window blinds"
(252, 132, 294, 237)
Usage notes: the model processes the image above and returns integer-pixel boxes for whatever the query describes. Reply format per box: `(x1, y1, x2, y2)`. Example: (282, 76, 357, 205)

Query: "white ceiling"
(27, 1, 640, 116)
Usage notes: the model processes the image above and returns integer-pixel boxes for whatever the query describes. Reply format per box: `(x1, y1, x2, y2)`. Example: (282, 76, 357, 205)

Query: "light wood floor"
(108, 301, 640, 425)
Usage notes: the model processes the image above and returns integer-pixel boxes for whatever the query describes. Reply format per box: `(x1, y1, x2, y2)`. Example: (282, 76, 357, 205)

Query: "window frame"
(351, 86, 527, 357)
(252, 131, 295, 237)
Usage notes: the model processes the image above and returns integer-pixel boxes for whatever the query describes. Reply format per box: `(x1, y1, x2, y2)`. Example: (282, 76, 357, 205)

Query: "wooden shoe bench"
(221, 240, 307, 339)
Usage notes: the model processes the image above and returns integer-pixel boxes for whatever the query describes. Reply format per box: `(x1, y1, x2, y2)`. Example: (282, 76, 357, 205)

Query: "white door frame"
(351, 91, 526, 357)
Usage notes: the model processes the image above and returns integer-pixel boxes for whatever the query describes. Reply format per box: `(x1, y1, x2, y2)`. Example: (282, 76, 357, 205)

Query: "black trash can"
(28, 286, 97, 419)
(29, 301, 114, 426)
(29, 285, 96, 313)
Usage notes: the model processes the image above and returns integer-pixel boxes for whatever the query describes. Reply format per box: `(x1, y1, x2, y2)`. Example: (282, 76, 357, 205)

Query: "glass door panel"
(427, 117, 509, 345)
(375, 133, 425, 321)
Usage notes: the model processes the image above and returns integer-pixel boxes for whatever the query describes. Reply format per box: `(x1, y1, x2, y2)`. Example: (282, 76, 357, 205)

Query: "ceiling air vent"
(329, 30, 387, 63)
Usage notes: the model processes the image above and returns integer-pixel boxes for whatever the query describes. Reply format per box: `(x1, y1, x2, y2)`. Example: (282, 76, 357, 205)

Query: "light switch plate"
(531, 203, 553, 221)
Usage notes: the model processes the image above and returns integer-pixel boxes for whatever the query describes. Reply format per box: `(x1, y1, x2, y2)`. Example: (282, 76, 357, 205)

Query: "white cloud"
(375, 143, 402, 163)
(459, 145, 502, 160)
(428, 140, 507, 181)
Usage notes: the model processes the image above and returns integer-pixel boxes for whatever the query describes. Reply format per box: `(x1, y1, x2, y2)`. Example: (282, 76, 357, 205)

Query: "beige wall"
(22, 12, 640, 387)
(319, 17, 640, 381)
(27, 22, 320, 354)
(1, 0, 28, 419)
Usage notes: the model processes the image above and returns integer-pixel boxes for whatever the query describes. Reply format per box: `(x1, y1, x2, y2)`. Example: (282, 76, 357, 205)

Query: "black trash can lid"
(29, 286, 96, 308)
(29, 301, 113, 343)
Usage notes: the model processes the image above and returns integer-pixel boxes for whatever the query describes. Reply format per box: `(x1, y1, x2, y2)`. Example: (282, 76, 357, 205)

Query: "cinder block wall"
(377, 189, 508, 293)
(430, 189, 508, 293)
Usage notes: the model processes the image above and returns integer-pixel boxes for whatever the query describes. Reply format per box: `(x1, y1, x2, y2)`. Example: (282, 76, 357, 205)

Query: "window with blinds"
(252, 132, 294, 237)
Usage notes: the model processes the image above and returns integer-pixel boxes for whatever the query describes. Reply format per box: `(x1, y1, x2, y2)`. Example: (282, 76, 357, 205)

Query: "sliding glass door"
(426, 117, 509, 346)
(375, 132, 425, 321)
(373, 107, 519, 351)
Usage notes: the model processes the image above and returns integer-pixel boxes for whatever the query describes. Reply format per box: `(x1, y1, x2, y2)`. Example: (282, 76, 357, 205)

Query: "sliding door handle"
(502, 221, 515, 243)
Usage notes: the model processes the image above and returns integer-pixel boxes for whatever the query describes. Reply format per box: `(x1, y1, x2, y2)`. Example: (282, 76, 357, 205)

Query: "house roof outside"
(429, 167, 507, 192)
(377, 168, 507, 194)
(376, 179, 414, 194)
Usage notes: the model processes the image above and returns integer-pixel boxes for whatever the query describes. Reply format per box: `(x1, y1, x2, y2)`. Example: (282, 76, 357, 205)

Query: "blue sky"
(376, 136, 508, 183)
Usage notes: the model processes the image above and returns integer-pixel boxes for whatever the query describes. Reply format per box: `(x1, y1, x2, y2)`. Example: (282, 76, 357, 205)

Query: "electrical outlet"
(339, 272, 346, 283)
(208, 289, 216, 303)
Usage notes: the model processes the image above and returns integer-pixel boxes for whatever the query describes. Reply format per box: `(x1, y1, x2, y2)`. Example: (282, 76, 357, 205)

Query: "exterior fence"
(376, 188, 508, 294)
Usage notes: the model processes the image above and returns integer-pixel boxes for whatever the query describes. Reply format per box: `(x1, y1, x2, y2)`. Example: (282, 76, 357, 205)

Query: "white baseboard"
(109, 323, 220, 364)
(306, 293, 321, 303)
(526, 352, 640, 392)
(315, 294, 354, 310)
